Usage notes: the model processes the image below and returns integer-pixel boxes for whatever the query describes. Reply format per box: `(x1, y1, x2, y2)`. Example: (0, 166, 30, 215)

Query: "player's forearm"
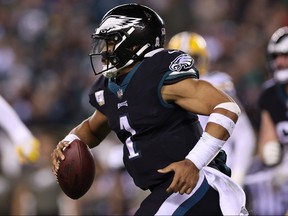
(68, 118, 110, 148)
(186, 102, 241, 170)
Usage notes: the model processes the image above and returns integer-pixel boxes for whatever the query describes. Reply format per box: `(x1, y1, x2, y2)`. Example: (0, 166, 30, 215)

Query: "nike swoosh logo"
(168, 50, 177, 54)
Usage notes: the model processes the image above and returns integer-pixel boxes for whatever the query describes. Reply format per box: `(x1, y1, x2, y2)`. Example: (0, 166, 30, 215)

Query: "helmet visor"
(90, 38, 106, 55)
(89, 37, 119, 76)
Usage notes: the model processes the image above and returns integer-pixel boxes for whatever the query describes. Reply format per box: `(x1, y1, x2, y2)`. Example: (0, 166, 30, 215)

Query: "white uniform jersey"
(198, 71, 256, 187)
(0, 95, 34, 146)
(0, 95, 39, 164)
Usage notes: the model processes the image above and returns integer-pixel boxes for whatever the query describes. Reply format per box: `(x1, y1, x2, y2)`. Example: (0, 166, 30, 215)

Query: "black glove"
(208, 149, 231, 177)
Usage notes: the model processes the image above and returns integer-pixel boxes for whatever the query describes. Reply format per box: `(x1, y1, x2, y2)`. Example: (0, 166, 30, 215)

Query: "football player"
(51, 3, 248, 215)
(244, 26, 288, 215)
(0, 95, 39, 164)
(167, 32, 256, 187)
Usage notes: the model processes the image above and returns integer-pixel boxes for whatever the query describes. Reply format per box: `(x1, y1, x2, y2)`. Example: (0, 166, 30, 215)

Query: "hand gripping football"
(57, 139, 95, 199)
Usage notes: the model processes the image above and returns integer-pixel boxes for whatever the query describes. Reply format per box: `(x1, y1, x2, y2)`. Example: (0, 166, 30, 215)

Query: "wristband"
(186, 132, 225, 170)
(63, 134, 80, 143)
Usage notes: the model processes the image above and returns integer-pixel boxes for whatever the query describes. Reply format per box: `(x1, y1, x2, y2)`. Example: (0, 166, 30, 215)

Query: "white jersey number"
(119, 115, 140, 159)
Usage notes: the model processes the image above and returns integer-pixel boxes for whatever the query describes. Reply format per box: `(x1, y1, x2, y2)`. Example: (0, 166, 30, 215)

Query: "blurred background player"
(167, 32, 256, 187)
(0, 95, 39, 164)
(244, 26, 288, 216)
(0, 95, 40, 214)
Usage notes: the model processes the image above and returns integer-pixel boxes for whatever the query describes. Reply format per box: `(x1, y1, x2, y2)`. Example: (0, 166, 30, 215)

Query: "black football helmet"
(267, 26, 288, 83)
(89, 3, 166, 78)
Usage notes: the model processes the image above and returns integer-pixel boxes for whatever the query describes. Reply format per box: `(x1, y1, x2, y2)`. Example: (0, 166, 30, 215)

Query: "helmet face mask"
(89, 3, 166, 78)
(90, 33, 122, 78)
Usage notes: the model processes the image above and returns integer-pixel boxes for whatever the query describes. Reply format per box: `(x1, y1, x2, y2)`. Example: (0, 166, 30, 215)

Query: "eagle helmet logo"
(96, 15, 142, 34)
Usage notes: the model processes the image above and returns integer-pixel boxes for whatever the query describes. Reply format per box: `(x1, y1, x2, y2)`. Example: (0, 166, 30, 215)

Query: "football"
(57, 139, 95, 199)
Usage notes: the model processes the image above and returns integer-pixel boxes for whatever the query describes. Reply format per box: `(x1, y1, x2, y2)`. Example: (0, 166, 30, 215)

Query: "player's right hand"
(158, 159, 199, 195)
(51, 140, 70, 176)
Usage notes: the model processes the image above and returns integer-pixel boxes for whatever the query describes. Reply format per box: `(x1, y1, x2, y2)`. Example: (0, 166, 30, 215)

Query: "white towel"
(202, 167, 249, 215)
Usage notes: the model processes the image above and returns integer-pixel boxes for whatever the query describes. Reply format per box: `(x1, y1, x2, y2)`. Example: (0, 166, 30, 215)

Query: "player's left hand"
(16, 137, 40, 164)
(158, 159, 199, 195)
(262, 141, 282, 166)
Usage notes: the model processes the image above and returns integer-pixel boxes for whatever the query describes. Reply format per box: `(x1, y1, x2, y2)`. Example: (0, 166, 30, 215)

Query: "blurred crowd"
(0, 0, 288, 126)
(0, 0, 288, 215)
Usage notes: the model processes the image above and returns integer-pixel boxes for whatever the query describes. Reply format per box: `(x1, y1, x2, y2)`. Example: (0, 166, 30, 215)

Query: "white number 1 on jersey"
(119, 115, 140, 159)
